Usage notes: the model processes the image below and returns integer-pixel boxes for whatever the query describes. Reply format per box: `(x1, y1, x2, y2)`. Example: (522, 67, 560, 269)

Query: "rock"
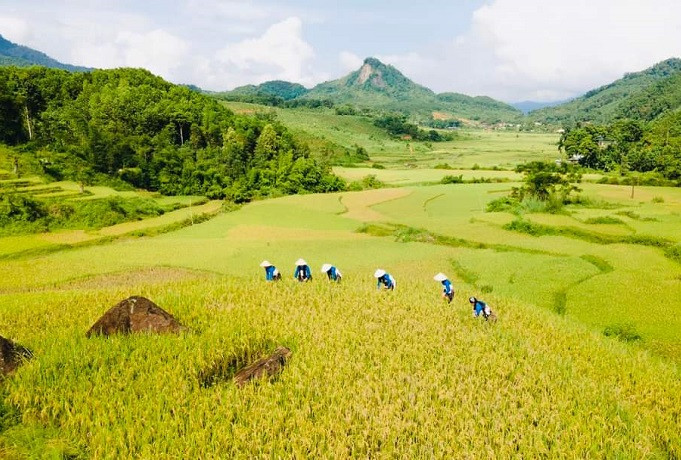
(233, 346, 292, 388)
(86, 296, 185, 337)
(0, 335, 33, 376)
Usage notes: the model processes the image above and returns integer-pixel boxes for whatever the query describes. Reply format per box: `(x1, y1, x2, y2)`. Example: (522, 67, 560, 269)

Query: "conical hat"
(374, 269, 386, 278)
(433, 273, 447, 282)
(321, 263, 332, 273)
(295, 258, 307, 266)
(260, 260, 273, 267)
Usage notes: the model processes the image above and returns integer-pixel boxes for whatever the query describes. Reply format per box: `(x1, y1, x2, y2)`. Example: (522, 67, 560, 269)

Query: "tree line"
(559, 114, 681, 182)
(0, 66, 344, 201)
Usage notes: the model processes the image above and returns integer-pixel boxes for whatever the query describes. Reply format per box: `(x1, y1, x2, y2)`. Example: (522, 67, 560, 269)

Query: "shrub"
(440, 175, 464, 184)
(603, 323, 642, 342)
(583, 216, 625, 225)
(486, 197, 517, 213)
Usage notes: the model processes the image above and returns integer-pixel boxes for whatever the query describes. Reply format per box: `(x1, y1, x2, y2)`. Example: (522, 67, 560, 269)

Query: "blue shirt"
(294, 265, 312, 280)
(377, 273, 394, 289)
(327, 266, 340, 281)
(264, 266, 277, 281)
(473, 300, 487, 315)
(442, 279, 453, 295)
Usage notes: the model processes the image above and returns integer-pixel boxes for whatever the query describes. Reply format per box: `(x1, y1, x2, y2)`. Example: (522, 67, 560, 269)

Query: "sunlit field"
(1, 181, 681, 457)
(1, 121, 680, 457)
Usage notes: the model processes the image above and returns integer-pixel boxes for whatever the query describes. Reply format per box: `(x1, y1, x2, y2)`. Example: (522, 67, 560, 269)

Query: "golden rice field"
(1, 180, 681, 457)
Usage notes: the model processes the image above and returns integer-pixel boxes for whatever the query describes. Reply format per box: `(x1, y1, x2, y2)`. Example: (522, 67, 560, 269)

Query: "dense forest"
(0, 66, 344, 202)
(559, 114, 681, 181)
(531, 58, 681, 124)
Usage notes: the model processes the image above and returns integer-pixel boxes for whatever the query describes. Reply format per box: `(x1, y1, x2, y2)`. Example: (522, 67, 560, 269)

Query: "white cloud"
(470, 0, 681, 100)
(339, 51, 362, 71)
(70, 29, 189, 76)
(0, 16, 30, 43)
(212, 17, 324, 88)
(363, 0, 681, 102)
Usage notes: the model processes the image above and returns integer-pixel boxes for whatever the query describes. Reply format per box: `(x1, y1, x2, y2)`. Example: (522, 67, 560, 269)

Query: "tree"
(513, 161, 582, 202)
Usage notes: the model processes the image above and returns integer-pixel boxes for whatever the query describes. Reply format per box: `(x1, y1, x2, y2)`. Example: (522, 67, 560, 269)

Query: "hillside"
(219, 58, 522, 124)
(215, 80, 309, 105)
(0, 66, 342, 200)
(0, 34, 91, 72)
(305, 57, 522, 123)
(531, 58, 681, 125)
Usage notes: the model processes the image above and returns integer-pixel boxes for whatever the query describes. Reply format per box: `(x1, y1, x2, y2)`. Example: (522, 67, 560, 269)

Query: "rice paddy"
(1, 129, 681, 457)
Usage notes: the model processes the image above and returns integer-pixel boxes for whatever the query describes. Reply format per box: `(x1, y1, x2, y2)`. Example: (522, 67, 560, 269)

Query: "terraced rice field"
(1, 183, 680, 457)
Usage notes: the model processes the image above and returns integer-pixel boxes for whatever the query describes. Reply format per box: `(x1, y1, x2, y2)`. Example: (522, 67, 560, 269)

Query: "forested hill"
(216, 81, 309, 105)
(530, 58, 681, 125)
(0, 34, 91, 72)
(0, 66, 343, 201)
(217, 57, 523, 124)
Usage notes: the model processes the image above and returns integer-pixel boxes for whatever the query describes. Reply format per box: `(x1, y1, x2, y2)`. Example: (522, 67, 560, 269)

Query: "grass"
(2, 274, 680, 457)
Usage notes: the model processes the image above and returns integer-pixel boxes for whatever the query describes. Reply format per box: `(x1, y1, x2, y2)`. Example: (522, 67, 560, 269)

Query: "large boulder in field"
(0, 335, 33, 376)
(86, 296, 185, 338)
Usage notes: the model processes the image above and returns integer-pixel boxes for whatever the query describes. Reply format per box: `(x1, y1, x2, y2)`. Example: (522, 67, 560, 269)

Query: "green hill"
(305, 57, 522, 123)
(218, 58, 522, 124)
(531, 58, 681, 125)
(0, 34, 91, 72)
(215, 80, 309, 105)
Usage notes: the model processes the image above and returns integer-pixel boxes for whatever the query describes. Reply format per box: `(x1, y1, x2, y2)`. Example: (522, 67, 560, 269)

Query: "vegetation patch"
(0, 192, 167, 236)
(504, 218, 673, 249)
(664, 245, 681, 264)
(615, 210, 658, 221)
(603, 323, 643, 343)
(583, 216, 625, 225)
(440, 174, 464, 184)
(580, 255, 615, 273)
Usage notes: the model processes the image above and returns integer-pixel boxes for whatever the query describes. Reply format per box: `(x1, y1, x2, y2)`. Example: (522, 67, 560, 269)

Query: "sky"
(1, 0, 681, 102)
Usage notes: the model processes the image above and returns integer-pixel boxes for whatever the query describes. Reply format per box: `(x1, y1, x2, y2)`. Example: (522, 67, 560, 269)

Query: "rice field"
(2, 124, 681, 457)
(1, 182, 681, 457)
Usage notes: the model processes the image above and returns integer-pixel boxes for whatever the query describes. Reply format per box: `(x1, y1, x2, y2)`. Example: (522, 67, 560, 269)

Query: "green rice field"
(1, 128, 680, 458)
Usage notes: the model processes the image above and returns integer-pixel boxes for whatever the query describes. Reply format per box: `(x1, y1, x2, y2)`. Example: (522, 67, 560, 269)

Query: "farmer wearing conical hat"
(374, 269, 395, 290)
(469, 296, 493, 319)
(294, 258, 312, 282)
(434, 273, 454, 303)
(260, 260, 281, 281)
(321, 263, 342, 282)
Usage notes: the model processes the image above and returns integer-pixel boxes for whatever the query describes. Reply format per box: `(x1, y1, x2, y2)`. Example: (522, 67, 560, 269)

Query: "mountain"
(530, 58, 681, 125)
(512, 100, 571, 114)
(217, 57, 521, 124)
(305, 57, 436, 104)
(303, 57, 522, 123)
(0, 34, 91, 72)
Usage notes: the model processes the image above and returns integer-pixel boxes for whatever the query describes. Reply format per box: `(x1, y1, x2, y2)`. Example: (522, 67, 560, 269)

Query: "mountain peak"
(357, 57, 388, 87)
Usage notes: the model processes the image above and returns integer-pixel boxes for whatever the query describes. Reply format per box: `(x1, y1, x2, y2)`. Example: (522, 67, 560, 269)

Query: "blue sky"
(1, 0, 681, 102)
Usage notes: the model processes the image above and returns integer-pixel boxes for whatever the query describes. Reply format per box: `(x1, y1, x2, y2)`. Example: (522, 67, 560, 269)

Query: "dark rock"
(0, 335, 33, 376)
(86, 296, 185, 337)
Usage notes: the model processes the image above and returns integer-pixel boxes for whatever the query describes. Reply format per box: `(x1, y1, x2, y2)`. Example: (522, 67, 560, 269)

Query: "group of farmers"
(260, 260, 495, 320)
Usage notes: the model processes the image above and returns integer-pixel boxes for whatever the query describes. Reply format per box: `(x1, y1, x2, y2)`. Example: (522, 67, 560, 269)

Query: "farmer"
(321, 263, 342, 282)
(374, 269, 396, 290)
(294, 259, 312, 282)
(434, 273, 454, 303)
(469, 296, 492, 319)
(260, 260, 281, 281)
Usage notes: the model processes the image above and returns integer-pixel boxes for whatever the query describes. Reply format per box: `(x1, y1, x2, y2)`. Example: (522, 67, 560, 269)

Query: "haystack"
(86, 296, 184, 337)
(0, 335, 33, 376)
